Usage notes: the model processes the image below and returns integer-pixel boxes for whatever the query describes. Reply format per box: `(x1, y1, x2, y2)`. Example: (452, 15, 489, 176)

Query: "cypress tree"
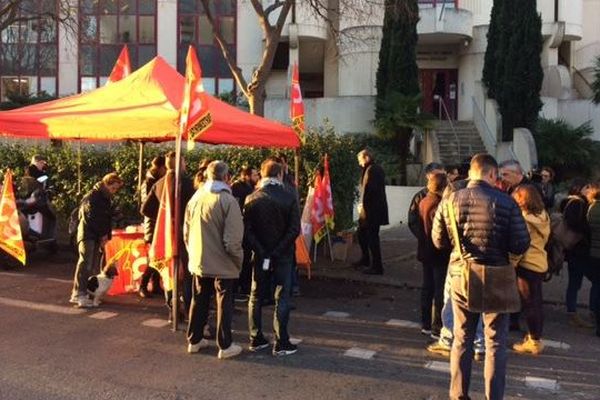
(500, 0, 543, 140)
(375, 0, 421, 184)
(493, 0, 517, 108)
(482, 0, 503, 99)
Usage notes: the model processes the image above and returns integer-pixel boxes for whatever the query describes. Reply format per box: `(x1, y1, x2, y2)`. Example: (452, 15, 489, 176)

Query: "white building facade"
(1, 0, 599, 140)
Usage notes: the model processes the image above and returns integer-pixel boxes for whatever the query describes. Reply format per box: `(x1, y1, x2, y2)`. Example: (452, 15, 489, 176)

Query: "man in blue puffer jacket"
(433, 154, 530, 400)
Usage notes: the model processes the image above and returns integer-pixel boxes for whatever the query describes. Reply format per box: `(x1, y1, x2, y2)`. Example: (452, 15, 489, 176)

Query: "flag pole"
(325, 225, 334, 262)
(137, 141, 145, 207)
(172, 128, 183, 332)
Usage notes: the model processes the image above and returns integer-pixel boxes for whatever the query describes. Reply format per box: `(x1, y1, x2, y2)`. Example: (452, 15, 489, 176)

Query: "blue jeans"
(450, 301, 509, 400)
(566, 255, 598, 313)
(249, 255, 293, 344)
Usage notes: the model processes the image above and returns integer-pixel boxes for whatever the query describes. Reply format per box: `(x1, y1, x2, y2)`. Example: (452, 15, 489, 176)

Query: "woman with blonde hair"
(511, 184, 551, 354)
(585, 182, 600, 337)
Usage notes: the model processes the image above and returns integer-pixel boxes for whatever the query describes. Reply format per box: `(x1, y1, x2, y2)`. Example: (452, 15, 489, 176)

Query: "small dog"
(87, 264, 119, 307)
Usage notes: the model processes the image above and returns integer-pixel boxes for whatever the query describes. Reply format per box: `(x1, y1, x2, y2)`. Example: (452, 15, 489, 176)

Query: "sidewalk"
(309, 224, 593, 308)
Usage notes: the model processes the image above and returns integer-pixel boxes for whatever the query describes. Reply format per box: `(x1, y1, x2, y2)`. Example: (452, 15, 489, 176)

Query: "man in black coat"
(243, 160, 301, 356)
(70, 173, 123, 308)
(355, 149, 389, 275)
(432, 154, 530, 400)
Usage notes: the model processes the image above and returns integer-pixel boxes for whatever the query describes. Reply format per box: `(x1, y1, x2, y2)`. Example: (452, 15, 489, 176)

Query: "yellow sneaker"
(512, 335, 544, 355)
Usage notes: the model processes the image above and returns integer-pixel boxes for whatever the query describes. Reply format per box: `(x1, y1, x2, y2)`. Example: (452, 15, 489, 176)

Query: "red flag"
(321, 155, 335, 231)
(290, 63, 305, 144)
(310, 171, 326, 243)
(149, 175, 175, 290)
(106, 45, 131, 85)
(181, 45, 212, 151)
(0, 170, 26, 265)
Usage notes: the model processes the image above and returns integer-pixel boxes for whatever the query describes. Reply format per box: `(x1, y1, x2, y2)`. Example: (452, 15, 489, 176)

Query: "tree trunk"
(248, 85, 266, 117)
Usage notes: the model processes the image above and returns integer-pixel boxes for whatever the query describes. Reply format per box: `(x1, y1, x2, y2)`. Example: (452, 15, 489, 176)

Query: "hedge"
(0, 125, 364, 233)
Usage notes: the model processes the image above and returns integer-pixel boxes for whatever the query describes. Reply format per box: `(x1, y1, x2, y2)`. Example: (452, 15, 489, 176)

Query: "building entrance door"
(419, 69, 458, 120)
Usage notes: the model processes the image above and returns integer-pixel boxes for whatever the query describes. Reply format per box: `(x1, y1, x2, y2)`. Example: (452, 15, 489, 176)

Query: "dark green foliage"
(534, 118, 600, 180)
(375, 0, 423, 184)
(0, 92, 57, 110)
(492, 0, 516, 106)
(593, 55, 600, 105)
(482, 0, 503, 99)
(499, 0, 543, 140)
(0, 126, 362, 233)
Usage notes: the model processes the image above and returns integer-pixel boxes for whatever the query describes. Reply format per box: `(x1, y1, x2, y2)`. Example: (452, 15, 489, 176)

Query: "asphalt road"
(1, 251, 599, 400)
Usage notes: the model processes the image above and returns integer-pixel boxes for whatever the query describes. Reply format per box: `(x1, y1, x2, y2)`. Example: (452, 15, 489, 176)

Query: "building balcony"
(417, 0, 474, 45)
(277, 0, 329, 41)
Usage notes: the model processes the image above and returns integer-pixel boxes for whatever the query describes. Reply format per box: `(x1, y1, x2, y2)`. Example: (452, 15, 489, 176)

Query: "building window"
(178, 0, 236, 95)
(79, 0, 157, 92)
(0, 1, 59, 101)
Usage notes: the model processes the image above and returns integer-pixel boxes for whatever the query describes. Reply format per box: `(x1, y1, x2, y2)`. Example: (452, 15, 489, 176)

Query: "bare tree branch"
(200, 0, 249, 98)
(264, 0, 285, 18)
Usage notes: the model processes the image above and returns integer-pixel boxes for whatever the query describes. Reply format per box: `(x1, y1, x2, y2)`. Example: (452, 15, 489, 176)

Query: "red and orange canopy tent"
(0, 56, 300, 148)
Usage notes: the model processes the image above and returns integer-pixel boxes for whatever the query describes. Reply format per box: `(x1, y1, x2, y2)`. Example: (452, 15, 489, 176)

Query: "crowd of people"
(70, 151, 302, 359)
(405, 154, 600, 399)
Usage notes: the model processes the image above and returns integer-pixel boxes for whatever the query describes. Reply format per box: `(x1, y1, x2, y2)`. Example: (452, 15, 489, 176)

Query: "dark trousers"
(234, 248, 252, 295)
(516, 267, 544, 340)
(589, 257, 600, 334)
(72, 239, 102, 296)
(187, 275, 235, 350)
(249, 256, 293, 344)
(566, 255, 598, 313)
(140, 267, 161, 292)
(450, 299, 509, 400)
(164, 251, 192, 315)
(421, 262, 448, 333)
(358, 223, 382, 270)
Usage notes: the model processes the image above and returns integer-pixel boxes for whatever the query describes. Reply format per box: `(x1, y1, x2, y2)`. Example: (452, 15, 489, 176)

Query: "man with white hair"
(184, 161, 244, 360)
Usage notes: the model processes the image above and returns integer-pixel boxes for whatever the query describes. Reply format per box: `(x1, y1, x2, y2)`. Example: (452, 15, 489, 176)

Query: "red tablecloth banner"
(103, 230, 149, 295)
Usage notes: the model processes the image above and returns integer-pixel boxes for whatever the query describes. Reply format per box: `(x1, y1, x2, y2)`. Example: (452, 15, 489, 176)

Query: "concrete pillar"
(157, 0, 177, 67)
(58, 0, 79, 96)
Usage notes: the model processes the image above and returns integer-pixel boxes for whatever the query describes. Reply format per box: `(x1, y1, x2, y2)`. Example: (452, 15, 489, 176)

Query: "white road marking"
(541, 339, 571, 350)
(525, 376, 560, 391)
(386, 319, 421, 329)
(0, 296, 85, 315)
(46, 278, 72, 284)
(290, 337, 303, 345)
(424, 361, 450, 373)
(0, 272, 28, 278)
(142, 318, 170, 328)
(344, 347, 376, 360)
(89, 311, 118, 320)
(323, 311, 350, 318)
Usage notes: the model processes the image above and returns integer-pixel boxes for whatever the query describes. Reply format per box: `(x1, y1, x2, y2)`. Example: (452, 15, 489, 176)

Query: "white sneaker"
(76, 296, 93, 308)
(69, 293, 79, 304)
(218, 343, 242, 360)
(187, 339, 210, 354)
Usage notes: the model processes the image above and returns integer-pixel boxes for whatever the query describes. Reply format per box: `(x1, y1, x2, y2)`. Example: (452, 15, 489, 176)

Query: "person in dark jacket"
(585, 182, 600, 337)
(416, 172, 449, 337)
(138, 155, 166, 298)
(408, 162, 445, 238)
(562, 179, 597, 328)
(243, 159, 301, 356)
(540, 166, 556, 210)
(432, 154, 530, 400)
(231, 166, 259, 300)
(141, 152, 195, 319)
(355, 149, 389, 275)
(70, 173, 123, 308)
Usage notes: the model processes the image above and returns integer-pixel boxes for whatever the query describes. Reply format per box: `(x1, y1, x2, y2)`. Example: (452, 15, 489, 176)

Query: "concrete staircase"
(435, 120, 486, 165)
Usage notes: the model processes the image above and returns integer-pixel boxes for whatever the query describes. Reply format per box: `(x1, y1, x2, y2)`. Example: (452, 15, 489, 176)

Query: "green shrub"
(0, 125, 362, 232)
(534, 118, 600, 181)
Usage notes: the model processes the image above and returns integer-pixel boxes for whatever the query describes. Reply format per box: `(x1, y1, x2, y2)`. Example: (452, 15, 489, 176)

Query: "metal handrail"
(434, 94, 462, 159)
(471, 96, 497, 154)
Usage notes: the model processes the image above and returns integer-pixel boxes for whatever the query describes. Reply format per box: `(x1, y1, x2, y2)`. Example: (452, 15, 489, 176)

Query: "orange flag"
(290, 63, 305, 144)
(0, 170, 26, 265)
(181, 45, 212, 151)
(106, 45, 131, 85)
(149, 174, 175, 290)
(310, 171, 326, 243)
(321, 155, 335, 231)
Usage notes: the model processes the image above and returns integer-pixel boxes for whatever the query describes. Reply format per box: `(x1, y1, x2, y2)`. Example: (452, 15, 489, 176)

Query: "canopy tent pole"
(171, 130, 183, 331)
(137, 141, 145, 206)
(77, 140, 82, 195)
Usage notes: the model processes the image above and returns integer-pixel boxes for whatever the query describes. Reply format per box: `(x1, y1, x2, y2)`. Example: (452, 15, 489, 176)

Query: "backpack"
(544, 232, 565, 282)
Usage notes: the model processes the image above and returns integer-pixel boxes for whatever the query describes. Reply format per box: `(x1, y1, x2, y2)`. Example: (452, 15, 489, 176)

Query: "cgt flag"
(290, 63, 305, 144)
(310, 171, 326, 244)
(321, 155, 335, 232)
(106, 45, 131, 85)
(149, 174, 175, 290)
(181, 45, 213, 151)
(0, 170, 26, 265)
